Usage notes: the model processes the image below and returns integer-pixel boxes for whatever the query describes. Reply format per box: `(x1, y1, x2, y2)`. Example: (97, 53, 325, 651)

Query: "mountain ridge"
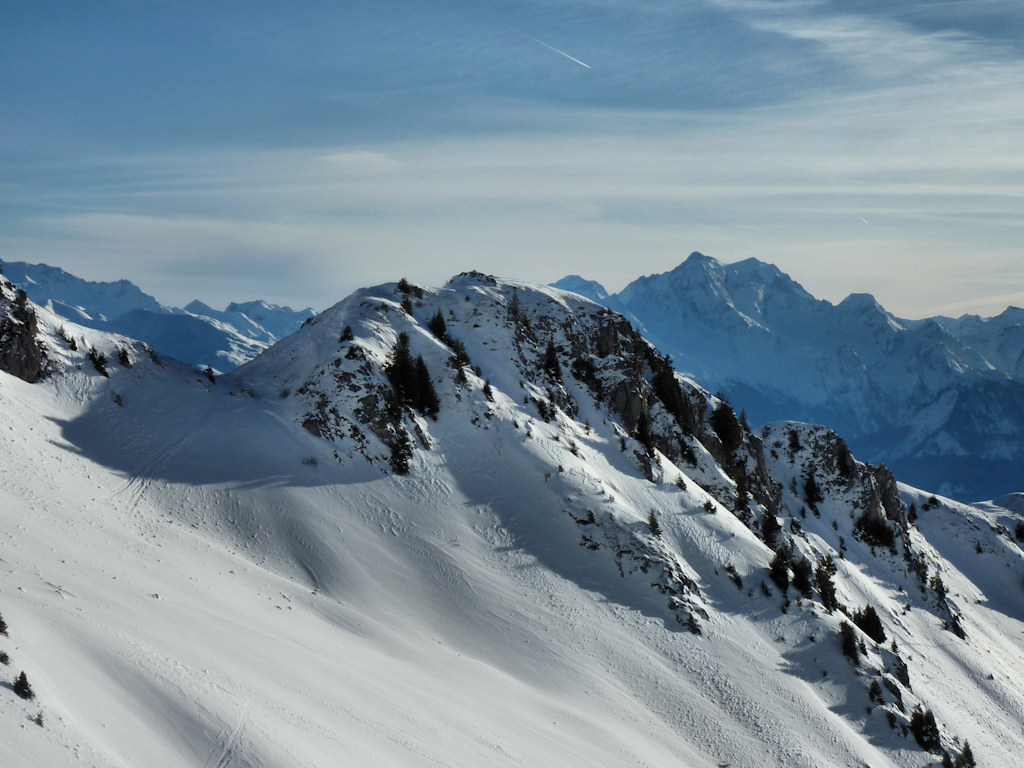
(0, 267, 1019, 765)
(0, 260, 314, 371)
(554, 253, 1024, 500)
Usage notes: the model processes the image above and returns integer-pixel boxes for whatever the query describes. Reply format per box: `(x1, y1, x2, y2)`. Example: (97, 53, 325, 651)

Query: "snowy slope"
(556, 253, 1024, 501)
(0, 261, 313, 372)
(0, 272, 1018, 767)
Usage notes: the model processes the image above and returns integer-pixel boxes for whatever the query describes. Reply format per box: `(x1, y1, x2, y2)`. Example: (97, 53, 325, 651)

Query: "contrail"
(511, 26, 591, 69)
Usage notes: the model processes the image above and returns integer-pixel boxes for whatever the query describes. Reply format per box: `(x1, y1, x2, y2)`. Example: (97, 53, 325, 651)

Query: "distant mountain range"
(0, 261, 314, 371)
(2, 255, 1018, 501)
(553, 253, 1024, 501)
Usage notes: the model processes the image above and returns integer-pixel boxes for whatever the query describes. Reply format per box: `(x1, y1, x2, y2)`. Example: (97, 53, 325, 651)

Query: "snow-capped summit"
(548, 274, 609, 302)
(555, 255, 1024, 501)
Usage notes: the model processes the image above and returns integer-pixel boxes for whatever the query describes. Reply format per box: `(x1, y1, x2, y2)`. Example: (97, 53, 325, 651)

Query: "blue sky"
(3, 0, 1023, 317)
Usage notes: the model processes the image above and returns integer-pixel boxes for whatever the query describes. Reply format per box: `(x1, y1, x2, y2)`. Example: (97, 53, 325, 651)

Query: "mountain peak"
(682, 251, 718, 267)
(549, 275, 609, 302)
(837, 292, 886, 315)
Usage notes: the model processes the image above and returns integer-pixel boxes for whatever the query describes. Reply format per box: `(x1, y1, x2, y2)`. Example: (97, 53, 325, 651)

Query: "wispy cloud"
(3, 1, 1024, 318)
(318, 151, 405, 173)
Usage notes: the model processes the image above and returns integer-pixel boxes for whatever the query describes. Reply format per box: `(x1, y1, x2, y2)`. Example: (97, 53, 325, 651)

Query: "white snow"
(0, 275, 1021, 767)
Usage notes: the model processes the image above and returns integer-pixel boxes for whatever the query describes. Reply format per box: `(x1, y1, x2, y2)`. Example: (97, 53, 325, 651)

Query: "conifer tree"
(389, 431, 413, 475)
(791, 557, 814, 598)
(910, 707, 941, 752)
(804, 473, 824, 509)
(13, 671, 33, 700)
(957, 741, 976, 768)
(507, 290, 521, 323)
(761, 511, 782, 547)
(427, 310, 448, 341)
(769, 547, 790, 592)
(543, 338, 562, 381)
(634, 405, 654, 456)
(839, 621, 859, 664)
(853, 604, 886, 644)
(710, 400, 742, 456)
(648, 510, 662, 537)
(386, 333, 417, 406)
(413, 357, 440, 418)
(815, 554, 839, 612)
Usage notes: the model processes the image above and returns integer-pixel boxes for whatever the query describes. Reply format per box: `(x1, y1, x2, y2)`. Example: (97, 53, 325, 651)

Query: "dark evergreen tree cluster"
(542, 338, 562, 382)
(506, 290, 522, 323)
(839, 620, 859, 664)
(761, 511, 782, 548)
(854, 511, 896, 550)
(633, 405, 655, 456)
(803, 473, 823, 510)
(769, 547, 790, 592)
(910, 706, 941, 752)
(648, 510, 662, 537)
(59, 326, 78, 351)
(340, 325, 355, 342)
(852, 604, 886, 644)
(815, 554, 839, 613)
(733, 472, 750, 520)
(788, 429, 802, 454)
(389, 429, 413, 475)
(709, 401, 743, 457)
(13, 670, 34, 700)
(427, 310, 449, 344)
(118, 347, 132, 368)
(790, 557, 814, 598)
(88, 347, 109, 377)
(395, 277, 423, 299)
(386, 333, 439, 419)
(956, 742, 976, 768)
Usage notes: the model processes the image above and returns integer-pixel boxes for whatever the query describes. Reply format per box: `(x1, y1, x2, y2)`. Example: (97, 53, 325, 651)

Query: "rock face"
(0, 279, 44, 383)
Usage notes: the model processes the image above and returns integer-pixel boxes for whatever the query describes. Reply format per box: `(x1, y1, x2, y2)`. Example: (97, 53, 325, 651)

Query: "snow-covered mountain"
(553, 254, 1024, 501)
(933, 306, 1024, 379)
(0, 270, 1019, 767)
(0, 261, 314, 371)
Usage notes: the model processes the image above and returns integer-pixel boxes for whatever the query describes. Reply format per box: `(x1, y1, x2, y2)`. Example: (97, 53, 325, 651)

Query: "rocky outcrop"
(0, 280, 45, 383)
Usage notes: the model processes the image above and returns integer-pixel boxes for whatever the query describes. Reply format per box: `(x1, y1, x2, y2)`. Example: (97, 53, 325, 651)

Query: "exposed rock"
(0, 278, 45, 383)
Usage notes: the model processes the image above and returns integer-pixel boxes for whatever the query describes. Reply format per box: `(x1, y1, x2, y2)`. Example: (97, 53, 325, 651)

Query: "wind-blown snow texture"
(0, 261, 314, 372)
(0, 271, 1020, 767)
(554, 253, 1024, 501)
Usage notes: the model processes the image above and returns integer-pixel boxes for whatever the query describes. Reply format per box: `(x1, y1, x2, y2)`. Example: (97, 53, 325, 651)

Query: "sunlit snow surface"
(1, 277, 1023, 767)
